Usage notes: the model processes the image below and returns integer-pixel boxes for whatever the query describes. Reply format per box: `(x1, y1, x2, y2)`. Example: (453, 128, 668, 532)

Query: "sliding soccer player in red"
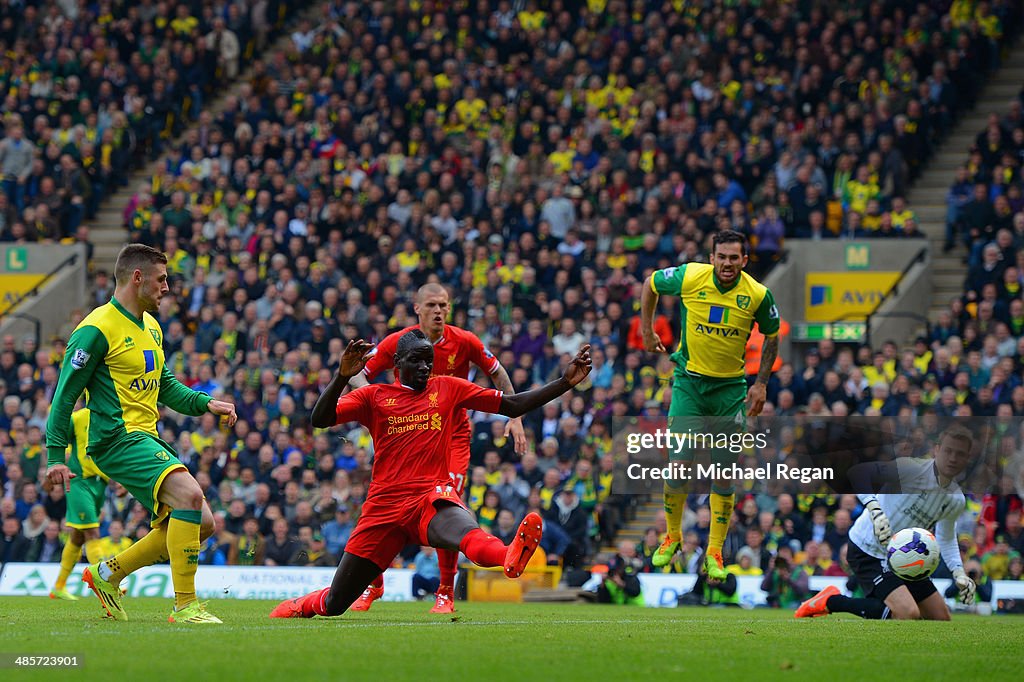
(348, 282, 527, 614)
(269, 332, 590, 619)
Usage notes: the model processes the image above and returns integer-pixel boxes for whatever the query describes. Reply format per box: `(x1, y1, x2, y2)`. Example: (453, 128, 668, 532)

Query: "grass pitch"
(1, 597, 1021, 681)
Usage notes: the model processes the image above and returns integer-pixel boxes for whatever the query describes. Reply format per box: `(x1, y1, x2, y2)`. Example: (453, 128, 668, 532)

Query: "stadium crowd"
(0, 0, 311, 243)
(1, 0, 1024, 598)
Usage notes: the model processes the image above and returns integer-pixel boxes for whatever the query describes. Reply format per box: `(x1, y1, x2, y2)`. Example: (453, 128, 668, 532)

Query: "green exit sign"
(832, 322, 866, 341)
(5, 247, 26, 272)
(795, 323, 830, 341)
(794, 322, 866, 342)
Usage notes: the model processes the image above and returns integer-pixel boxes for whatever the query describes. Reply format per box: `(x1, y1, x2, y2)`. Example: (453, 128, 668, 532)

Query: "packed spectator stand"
(0, 0, 310, 242)
(1, 0, 1023, 601)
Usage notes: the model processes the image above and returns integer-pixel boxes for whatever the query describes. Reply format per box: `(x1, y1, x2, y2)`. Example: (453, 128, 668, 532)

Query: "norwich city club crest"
(154, 450, 170, 461)
(736, 295, 751, 310)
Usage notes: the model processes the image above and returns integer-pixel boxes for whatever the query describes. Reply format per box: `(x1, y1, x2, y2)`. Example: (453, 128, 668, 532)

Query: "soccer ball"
(886, 527, 940, 581)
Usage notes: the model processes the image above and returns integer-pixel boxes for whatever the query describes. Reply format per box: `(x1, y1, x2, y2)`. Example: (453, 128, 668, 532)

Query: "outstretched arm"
(495, 346, 591, 418)
(159, 365, 213, 416)
(311, 340, 375, 429)
(159, 365, 237, 426)
(490, 364, 528, 453)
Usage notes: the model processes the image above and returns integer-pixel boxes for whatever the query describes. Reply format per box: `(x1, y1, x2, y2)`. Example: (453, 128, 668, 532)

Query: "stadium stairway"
(84, 9, 321, 273)
(598, 498, 662, 555)
(907, 45, 1024, 320)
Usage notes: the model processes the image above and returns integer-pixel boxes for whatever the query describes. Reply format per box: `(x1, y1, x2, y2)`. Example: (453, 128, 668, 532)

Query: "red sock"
(458, 529, 507, 568)
(437, 548, 458, 589)
(301, 587, 330, 617)
(370, 574, 383, 590)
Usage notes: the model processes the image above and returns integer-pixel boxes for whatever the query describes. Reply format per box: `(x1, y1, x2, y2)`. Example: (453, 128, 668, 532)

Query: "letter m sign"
(845, 244, 870, 270)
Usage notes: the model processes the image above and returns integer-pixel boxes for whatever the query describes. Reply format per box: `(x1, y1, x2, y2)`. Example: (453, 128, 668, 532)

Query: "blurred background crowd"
(1, 0, 1023, 603)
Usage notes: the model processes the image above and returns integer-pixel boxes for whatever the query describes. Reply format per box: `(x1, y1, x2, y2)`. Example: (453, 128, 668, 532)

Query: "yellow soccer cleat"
(651, 536, 680, 568)
(168, 601, 223, 624)
(49, 588, 79, 601)
(703, 551, 729, 582)
(82, 563, 127, 621)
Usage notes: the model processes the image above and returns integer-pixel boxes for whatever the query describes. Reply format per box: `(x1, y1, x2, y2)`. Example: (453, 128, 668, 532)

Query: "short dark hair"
(940, 424, 973, 450)
(396, 328, 429, 357)
(114, 244, 167, 285)
(712, 229, 747, 256)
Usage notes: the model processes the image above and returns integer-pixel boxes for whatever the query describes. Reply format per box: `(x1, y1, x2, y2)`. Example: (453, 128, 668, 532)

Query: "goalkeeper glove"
(864, 500, 892, 544)
(952, 568, 976, 604)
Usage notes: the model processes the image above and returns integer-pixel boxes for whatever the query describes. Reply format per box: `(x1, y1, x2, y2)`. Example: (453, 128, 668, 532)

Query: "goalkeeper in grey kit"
(795, 426, 977, 620)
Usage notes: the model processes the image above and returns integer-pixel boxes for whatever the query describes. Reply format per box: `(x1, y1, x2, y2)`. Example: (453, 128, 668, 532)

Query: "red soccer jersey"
(362, 324, 500, 382)
(334, 376, 504, 496)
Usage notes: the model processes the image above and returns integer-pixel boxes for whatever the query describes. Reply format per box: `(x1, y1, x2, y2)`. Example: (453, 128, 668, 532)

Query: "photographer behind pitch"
(680, 567, 740, 607)
(761, 549, 809, 608)
(596, 540, 645, 606)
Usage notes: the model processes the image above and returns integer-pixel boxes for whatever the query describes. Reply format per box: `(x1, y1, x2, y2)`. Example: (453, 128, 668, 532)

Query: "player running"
(47, 408, 109, 601)
(640, 230, 780, 580)
(45, 244, 237, 624)
(795, 425, 977, 620)
(268, 332, 591, 619)
(347, 282, 527, 614)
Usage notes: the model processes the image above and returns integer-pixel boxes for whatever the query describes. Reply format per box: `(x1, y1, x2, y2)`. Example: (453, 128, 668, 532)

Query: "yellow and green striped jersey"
(651, 263, 779, 379)
(66, 408, 106, 480)
(46, 298, 212, 466)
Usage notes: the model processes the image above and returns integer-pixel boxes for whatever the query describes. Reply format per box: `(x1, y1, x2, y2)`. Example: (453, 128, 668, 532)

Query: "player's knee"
(664, 478, 687, 494)
(711, 481, 734, 496)
(183, 489, 204, 511)
(891, 603, 921, 620)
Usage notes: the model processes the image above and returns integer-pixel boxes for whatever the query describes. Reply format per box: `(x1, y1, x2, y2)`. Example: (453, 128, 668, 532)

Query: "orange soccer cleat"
(429, 585, 455, 614)
(270, 587, 329, 619)
(348, 585, 384, 612)
(269, 596, 307, 619)
(504, 512, 543, 579)
(794, 584, 841, 619)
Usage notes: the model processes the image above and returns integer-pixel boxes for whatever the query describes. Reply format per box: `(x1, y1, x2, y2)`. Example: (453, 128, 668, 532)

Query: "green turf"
(0, 597, 1021, 681)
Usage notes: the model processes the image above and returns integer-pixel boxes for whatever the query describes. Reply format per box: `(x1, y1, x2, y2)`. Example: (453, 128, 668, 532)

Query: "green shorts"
(89, 431, 186, 526)
(668, 371, 747, 418)
(66, 454, 108, 530)
(668, 371, 747, 464)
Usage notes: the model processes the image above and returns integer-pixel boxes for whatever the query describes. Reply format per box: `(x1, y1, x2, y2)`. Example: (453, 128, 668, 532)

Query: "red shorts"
(447, 420, 472, 495)
(344, 483, 468, 571)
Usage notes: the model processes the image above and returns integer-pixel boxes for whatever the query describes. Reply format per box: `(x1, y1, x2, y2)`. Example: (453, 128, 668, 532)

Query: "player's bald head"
(417, 283, 448, 303)
(415, 283, 449, 338)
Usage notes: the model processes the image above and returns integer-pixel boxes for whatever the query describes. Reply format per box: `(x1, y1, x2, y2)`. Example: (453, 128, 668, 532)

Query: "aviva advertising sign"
(805, 272, 900, 322)
(0, 273, 46, 309)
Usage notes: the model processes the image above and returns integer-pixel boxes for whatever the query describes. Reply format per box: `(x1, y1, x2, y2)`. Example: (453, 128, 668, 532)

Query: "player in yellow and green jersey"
(640, 230, 779, 580)
(48, 407, 109, 601)
(45, 244, 238, 624)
